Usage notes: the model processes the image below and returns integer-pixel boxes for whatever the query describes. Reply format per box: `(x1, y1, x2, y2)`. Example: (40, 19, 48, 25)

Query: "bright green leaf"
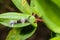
(51, 0, 60, 8)
(33, 0, 60, 33)
(6, 29, 21, 40)
(0, 12, 35, 28)
(50, 37, 60, 40)
(0, 19, 30, 28)
(12, 0, 32, 15)
(30, 0, 42, 17)
(0, 12, 30, 20)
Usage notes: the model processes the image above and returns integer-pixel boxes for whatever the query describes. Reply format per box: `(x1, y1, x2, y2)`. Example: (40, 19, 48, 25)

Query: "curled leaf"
(0, 12, 35, 28)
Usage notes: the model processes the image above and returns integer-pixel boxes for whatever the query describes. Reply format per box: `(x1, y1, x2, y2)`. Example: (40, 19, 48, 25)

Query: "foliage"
(0, 0, 60, 40)
(50, 37, 60, 40)
(0, 12, 35, 28)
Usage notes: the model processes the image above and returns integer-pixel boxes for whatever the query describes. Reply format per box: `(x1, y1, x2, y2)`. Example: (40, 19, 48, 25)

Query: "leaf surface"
(12, 0, 32, 15)
(6, 23, 37, 40)
(50, 37, 60, 40)
(32, 0, 60, 33)
(0, 12, 35, 28)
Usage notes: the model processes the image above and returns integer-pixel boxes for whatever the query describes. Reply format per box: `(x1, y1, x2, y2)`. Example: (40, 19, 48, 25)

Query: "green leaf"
(0, 19, 30, 28)
(33, 0, 60, 33)
(51, 0, 60, 8)
(12, 0, 32, 15)
(30, 0, 42, 17)
(50, 37, 60, 40)
(0, 12, 35, 28)
(6, 29, 21, 40)
(6, 24, 37, 40)
(0, 12, 30, 20)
